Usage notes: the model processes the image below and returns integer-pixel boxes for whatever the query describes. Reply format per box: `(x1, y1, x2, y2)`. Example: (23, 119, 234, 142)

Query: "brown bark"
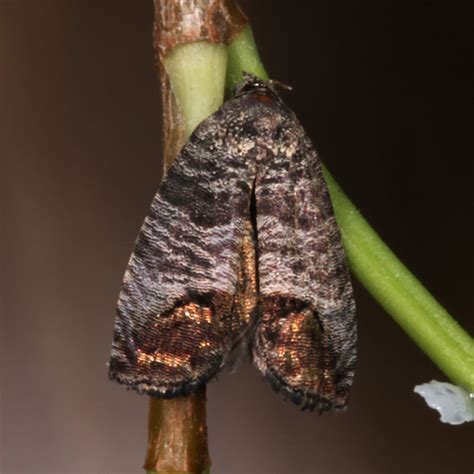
(144, 392, 210, 473)
(145, 1, 248, 472)
(154, 0, 247, 58)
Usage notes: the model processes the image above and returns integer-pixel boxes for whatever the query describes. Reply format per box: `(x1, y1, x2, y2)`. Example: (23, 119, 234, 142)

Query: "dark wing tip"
(253, 295, 354, 412)
(108, 362, 215, 398)
(109, 294, 234, 398)
(263, 369, 350, 413)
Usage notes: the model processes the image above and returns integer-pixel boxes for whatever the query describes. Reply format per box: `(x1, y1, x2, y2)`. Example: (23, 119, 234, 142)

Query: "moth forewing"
(109, 75, 356, 411)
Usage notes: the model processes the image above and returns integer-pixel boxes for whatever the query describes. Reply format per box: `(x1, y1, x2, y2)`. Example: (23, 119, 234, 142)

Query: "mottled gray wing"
(252, 103, 357, 412)
(109, 107, 257, 398)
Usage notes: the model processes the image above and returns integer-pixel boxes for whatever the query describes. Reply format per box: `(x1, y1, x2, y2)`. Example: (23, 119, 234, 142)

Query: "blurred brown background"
(1, 1, 473, 473)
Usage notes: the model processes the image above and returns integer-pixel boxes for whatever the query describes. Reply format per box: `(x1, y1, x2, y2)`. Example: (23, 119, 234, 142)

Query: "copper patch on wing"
(133, 298, 233, 383)
(174, 302, 213, 325)
(255, 297, 337, 399)
(136, 348, 192, 370)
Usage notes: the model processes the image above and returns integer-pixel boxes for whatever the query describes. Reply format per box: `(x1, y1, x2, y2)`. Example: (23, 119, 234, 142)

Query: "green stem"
(165, 41, 228, 136)
(226, 25, 268, 91)
(225, 25, 474, 392)
(324, 171, 474, 390)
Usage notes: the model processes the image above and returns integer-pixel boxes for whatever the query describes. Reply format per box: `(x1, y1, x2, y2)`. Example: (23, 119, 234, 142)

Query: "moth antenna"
(268, 79, 293, 92)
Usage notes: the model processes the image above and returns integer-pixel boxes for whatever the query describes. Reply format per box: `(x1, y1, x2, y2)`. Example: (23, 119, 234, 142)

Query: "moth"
(109, 75, 356, 412)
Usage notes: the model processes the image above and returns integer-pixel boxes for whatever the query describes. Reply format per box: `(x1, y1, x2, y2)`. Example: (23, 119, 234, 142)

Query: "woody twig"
(145, 1, 247, 473)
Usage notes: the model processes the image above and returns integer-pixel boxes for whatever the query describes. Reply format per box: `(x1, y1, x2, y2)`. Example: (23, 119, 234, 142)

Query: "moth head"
(233, 72, 292, 101)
